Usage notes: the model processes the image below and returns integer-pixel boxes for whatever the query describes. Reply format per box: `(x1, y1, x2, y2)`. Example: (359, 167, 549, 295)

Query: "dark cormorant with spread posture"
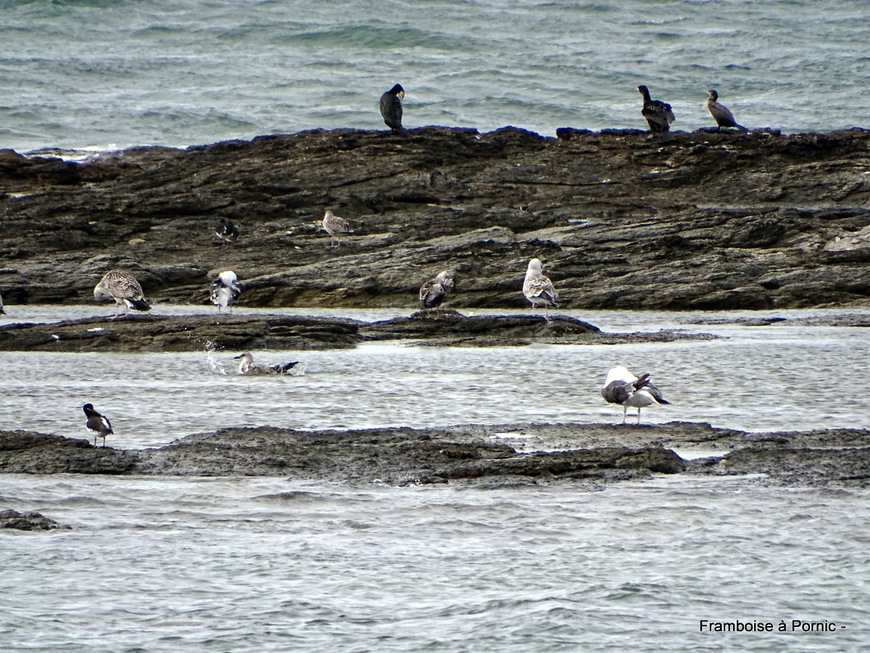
(637, 85, 675, 133)
(380, 83, 409, 135)
(706, 89, 748, 131)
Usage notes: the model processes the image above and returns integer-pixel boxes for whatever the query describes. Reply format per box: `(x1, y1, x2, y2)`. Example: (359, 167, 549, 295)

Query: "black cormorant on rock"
(706, 89, 748, 131)
(380, 83, 409, 135)
(638, 85, 675, 133)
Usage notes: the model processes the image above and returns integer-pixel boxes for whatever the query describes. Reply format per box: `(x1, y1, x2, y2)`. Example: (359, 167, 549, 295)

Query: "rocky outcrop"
(2, 422, 868, 487)
(1, 127, 869, 310)
(0, 508, 69, 531)
(0, 311, 716, 351)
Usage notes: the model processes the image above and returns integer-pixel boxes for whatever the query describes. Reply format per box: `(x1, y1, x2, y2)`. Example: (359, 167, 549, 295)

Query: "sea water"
(1, 0, 868, 153)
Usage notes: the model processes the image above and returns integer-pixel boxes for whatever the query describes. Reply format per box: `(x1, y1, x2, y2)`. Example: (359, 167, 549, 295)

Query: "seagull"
(706, 89, 748, 131)
(233, 352, 299, 375)
(523, 258, 558, 312)
(601, 366, 670, 425)
(322, 210, 353, 247)
(638, 85, 675, 133)
(83, 403, 113, 447)
(419, 270, 455, 311)
(216, 218, 239, 245)
(210, 270, 244, 313)
(380, 83, 409, 135)
(93, 269, 151, 318)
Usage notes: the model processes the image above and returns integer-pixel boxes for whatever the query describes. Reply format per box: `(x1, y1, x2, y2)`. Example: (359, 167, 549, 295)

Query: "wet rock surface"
(0, 508, 69, 531)
(2, 422, 867, 488)
(0, 311, 717, 351)
(2, 127, 870, 311)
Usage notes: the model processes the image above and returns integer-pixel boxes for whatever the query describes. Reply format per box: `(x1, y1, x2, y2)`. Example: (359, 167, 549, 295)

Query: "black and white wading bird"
(93, 269, 151, 318)
(234, 352, 299, 376)
(638, 85, 675, 134)
(322, 210, 353, 247)
(522, 258, 558, 313)
(706, 89, 748, 131)
(83, 403, 113, 447)
(210, 270, 244, 313)
(380, 83, 409, 135)
(419, 270, 455, 312)
(601, 366, 670, 425)
(215, 218, 239, 245)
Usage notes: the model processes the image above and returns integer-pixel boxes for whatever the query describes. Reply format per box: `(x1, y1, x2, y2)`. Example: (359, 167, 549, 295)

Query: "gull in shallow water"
(322, 210, 353, 247)
(601, 365, 670, 425)
(83, 403, 113, 447)
(93, 269, 151, 318)
(210, 270, 244, 313)
(523, 258, 558, 313)
(234, 352, 299, 376)
(419, 270, 455, 311)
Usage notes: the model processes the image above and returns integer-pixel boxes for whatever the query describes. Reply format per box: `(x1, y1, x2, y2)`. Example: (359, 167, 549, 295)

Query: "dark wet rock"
(0, 430, 139, 474)
(0, 312, 717, 351)
(2, 422, 868, 487)
(0, 508, 69, 531)
(2, 127, 870, 310)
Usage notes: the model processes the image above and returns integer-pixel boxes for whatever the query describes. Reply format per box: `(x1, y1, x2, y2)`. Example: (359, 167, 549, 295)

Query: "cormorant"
(706, 89, 748, 131)
(638, 85, 675, 133)
(380, 83, 409, 135)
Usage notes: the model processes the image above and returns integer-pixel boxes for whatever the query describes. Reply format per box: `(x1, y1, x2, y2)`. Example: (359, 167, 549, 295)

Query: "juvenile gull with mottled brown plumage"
(93, 269, 151, 318)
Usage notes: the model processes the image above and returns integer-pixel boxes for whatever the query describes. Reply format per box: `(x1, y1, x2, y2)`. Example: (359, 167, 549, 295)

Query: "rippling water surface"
(2, 307, 869, 651)
(1, 0, 867, 152)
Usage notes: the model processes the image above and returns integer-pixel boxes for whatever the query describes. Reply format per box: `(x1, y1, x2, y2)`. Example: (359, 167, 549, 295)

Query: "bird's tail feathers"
(129, 298, 152, 312)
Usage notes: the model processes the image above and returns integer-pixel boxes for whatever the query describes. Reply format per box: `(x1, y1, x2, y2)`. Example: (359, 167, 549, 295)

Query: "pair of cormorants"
(638, 85, 747, 133)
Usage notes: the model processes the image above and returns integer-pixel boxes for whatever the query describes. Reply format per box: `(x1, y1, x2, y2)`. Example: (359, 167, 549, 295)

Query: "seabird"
(638, 85, 675, 133)
(419, 270, 455, 311)
(233, 352, 299, 375)
(216, 218, 239, 245)
(380, 83, 409, 135)
(600, 365, 670, 424)
(83, 403, 113, 447)
(93, 269, 151, 318)
(322, 210, 353, 247)
(523, 258, 558, 312)
(210, 270, 244, 313)
(706, 89, 748, 131)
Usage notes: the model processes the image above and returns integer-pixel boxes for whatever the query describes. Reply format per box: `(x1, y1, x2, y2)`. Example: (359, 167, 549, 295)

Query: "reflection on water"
(1, 306, 868, 448)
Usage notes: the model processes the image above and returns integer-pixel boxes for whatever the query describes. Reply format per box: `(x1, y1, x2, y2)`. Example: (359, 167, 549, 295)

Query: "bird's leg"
(636, 408, 642, 425)
(621, 406, 627, 424)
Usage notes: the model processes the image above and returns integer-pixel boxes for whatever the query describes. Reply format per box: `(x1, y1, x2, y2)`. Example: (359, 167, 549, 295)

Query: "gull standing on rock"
(380, 83, 409, 135)
(638, 85, 675, 134)
(83, 403, 113, 447)
(211, 270, 244, 313)
(216, 218, 239, 245)
(419, 270, 455, 311)
(601, 366, 670, 424)
(706, 89, 748, 131)
(322, 210, 353, 247)
(93, 269, 151, 318)
(523, 258, 558, 312)
(234, 352, 299, 375)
